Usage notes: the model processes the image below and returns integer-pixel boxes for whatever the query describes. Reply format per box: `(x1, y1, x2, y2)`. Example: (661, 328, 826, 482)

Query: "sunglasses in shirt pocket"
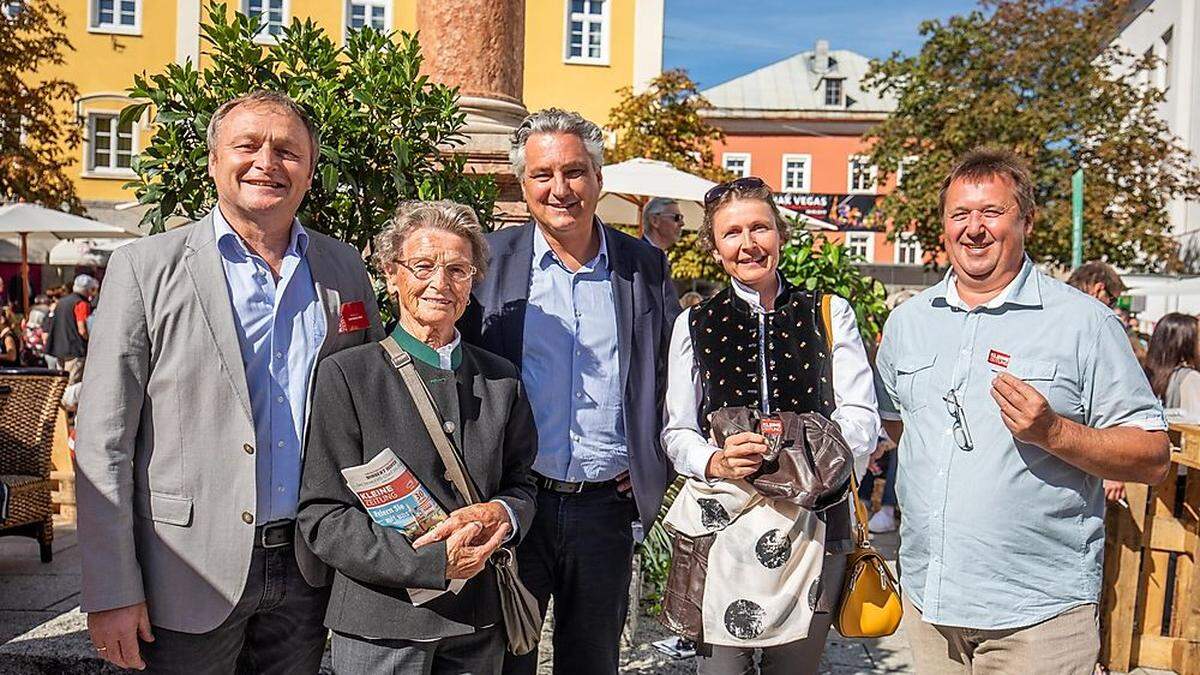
(896, 353, 937, 412)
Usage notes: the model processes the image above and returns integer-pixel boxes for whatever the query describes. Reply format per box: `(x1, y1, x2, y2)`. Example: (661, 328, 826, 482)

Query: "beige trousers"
(904, 595, 1099, 675)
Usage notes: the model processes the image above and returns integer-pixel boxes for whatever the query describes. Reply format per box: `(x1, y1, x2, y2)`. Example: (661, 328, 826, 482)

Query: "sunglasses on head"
(704, 176, 767, 207)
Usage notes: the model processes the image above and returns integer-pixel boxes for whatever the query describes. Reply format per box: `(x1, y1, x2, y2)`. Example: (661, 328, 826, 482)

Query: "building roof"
(701, 40, 896, 118)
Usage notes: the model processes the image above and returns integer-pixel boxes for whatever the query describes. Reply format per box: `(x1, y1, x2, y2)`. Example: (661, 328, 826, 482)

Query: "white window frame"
(563, 0, 610, 66)
(824, 78, 844, 107)
(244, 0, 288, 44)
(83, 111, 138, 178)
(722, 152, 751, 178)
(847, 155, 877, 194)
(1159, 27, 1173, 92)
(344, 0, 391, 40)
(88, 0, 141, 36)
(844, 231, 874, 263)
(894, 232, 922, 265)
(780, 154, 812, 193)
(896, 155, 918, 189)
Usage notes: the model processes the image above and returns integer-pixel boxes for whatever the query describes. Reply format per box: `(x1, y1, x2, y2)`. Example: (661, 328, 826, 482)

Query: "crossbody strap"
(820, 294, 872, 549)
(379, 336, 482, 505)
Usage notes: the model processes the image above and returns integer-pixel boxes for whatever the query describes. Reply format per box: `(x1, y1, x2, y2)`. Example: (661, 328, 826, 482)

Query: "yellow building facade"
(36, 0, 663, 221)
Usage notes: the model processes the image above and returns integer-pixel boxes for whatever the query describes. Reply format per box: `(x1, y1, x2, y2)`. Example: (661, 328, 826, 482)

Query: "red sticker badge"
(987, 349, 1011, 370)
(760, 416, 784, 460)
(338, 300, 369, 334)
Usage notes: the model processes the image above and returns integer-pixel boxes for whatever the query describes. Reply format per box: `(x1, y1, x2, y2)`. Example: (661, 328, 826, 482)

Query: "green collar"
(389, 323, 462, 371)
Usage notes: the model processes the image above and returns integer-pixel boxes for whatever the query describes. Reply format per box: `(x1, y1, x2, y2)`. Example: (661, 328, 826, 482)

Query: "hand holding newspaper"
(341, 447, 466, 605)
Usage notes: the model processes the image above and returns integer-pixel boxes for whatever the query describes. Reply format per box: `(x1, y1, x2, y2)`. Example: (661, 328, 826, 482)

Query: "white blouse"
(661, 279, 881, 481)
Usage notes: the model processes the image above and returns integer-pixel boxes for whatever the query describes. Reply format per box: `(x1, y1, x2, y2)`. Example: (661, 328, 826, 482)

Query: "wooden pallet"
(1101, 423, 1200, 674)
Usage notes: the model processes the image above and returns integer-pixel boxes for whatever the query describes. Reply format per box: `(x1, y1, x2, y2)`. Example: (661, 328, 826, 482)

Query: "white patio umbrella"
(597, 158, 716, 235)
(48, 238, 136, 267)
(0, 203, 141, 310)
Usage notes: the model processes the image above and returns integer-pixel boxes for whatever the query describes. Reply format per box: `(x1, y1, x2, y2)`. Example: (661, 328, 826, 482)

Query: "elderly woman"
(660, 177, 880, 674)
(297, 201, 537, 674)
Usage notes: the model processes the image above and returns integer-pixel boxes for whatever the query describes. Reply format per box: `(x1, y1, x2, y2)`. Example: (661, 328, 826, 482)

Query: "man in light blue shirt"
(462, 109, 679, 675)
(875, 148, 1169, 674)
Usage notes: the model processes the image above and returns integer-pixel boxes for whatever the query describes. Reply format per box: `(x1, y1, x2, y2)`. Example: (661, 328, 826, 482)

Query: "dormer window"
(824, 78, 843, 107)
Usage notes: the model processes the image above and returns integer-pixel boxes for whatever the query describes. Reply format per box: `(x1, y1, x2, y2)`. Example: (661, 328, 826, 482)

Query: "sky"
(664, 0, 980, 90)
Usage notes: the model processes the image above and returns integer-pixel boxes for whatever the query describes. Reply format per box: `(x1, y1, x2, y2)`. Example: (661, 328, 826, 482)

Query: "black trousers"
(502, 485, 637, 675)
(141, 542, 330, 674)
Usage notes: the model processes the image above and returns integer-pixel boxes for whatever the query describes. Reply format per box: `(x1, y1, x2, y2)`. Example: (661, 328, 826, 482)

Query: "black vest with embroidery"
(688, 281, 834, 438)
(688, 281, 851, 556)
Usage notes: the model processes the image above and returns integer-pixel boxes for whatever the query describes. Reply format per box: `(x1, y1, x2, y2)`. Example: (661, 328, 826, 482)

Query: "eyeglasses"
(704, 176, 767, 207)
(942, 388, 974, 451)
(396, 258, 477, 282)
(658, 213, 685, 223)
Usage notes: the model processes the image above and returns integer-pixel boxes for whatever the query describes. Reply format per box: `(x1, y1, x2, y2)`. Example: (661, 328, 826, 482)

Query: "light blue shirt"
(214, 209, 326, 523)
(875, 257, 1166, 630)
(522, 223, 627, 482)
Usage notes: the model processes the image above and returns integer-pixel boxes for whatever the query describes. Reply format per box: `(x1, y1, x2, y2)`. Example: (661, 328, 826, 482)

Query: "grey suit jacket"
(460, 221, 680, 526)
(74, 211, 384, 633)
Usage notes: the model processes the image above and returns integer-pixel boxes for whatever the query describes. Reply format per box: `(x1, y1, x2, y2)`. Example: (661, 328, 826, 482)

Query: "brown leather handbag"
(659, 529, 715, 643)
(709, 407, 854, 511)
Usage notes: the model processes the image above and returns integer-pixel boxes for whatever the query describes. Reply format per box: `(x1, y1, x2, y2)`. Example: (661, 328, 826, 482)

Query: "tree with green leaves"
(780, 230, 890, 342)
(0, 0, 81, 212)
(123, 2, 496, 251)
(864, 0, 1200, 272)
(606, 69, 731, 282)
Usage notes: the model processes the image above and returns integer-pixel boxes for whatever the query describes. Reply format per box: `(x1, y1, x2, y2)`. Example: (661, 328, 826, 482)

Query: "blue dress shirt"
(876, 257, 1165, 630)
(522, 224, 627, 482)
(214, 209, 326, 523)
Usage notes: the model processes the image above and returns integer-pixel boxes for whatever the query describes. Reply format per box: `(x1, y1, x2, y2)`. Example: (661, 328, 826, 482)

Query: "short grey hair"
(372, 200, 490, 282)
(206, 91, 320, 172)
(72, 274, 99, 294)
(642, 197, 678, 223)
(509, 108, 604, 179)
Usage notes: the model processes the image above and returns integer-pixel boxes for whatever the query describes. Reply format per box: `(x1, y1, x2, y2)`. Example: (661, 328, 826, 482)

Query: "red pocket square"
(338, 300, 369, 334)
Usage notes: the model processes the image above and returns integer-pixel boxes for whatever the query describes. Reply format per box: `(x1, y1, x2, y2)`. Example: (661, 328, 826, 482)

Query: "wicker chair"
(0, 368, 68, 562)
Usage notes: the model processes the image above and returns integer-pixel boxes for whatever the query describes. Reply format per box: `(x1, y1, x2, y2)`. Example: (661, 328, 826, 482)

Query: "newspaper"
(341, 447, 465, 605)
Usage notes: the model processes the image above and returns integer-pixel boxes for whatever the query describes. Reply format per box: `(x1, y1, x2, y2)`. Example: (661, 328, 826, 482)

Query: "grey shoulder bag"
(380, 337, 542, 656)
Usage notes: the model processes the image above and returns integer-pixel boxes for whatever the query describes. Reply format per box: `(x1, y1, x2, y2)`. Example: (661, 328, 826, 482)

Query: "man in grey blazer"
(460, 109, 679, 675)
(74, 91, 383, 673)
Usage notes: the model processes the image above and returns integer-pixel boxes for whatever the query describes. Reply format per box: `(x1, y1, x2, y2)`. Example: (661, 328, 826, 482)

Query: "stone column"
(417, 0, 528, 222)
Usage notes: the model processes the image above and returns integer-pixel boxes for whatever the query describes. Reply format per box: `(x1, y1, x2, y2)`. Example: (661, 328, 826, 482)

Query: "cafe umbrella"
(0, 203, 141, 311)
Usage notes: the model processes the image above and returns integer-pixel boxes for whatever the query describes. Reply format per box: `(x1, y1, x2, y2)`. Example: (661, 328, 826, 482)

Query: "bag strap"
(819, 294, 872, 549)
(379, 336, 483, 505)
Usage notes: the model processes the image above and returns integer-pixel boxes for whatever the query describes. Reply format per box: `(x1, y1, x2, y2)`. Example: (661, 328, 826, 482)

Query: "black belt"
(533, 472, 617, 495)
(255, 520, 295, 549)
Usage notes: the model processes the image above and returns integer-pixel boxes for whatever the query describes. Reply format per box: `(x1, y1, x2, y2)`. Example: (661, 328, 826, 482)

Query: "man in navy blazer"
(460, 108, 679, 674)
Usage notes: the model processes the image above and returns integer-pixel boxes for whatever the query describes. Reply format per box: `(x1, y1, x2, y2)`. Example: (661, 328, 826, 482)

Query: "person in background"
(1144, 313, 1200, 419)
(679, 290, 704, 309)
(46, 274, 98, 385)
(22, 294, 53, 367)
(859, 289, 919, 534)
(0, 305, 20, 366)
(642, 197, 685, 252)
(1068, 261, 1140, 504)
(876, 148, 1169, 673)
(1066, 261, 1125, 310)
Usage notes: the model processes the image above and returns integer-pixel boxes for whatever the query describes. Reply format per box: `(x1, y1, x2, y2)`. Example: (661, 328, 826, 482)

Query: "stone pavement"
(0, 522, 1176, 674)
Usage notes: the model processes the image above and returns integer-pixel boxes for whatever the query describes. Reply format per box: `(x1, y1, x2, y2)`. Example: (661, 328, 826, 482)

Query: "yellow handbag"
(834, 473, 903, 637)
(818, 294, 904, 638)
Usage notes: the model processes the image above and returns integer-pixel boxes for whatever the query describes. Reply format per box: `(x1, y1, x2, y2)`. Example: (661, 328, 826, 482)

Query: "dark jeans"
(858, 450, 897, 508)
(331, 626, 504, 675)
(142, 539, 330, 674)
(502, 485, 637, 675)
